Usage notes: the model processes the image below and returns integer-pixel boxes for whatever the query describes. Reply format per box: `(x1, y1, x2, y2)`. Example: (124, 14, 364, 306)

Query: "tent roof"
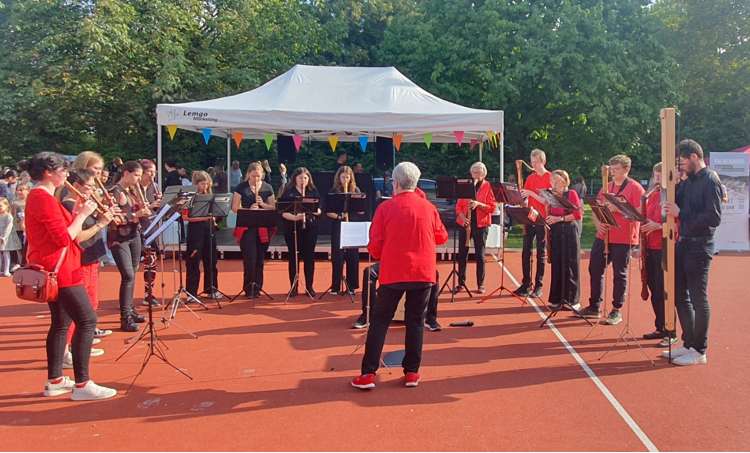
(729, 145, 750, 153)
(156, 65, 503, 143)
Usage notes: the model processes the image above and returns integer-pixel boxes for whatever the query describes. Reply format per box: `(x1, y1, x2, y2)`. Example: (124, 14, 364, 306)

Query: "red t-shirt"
(368, 191, 448, 285)
(548, 189, 583, 220)
(595, 178, 645, 245)
(455, 180, 496, 228)
(645, 189, 662, 250)
(25, 188, 83, 288)
(524, 171, 552, 218)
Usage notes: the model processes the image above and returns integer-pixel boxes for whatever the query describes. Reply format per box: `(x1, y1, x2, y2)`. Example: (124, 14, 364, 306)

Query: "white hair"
(470, 161, 487, 177)
(392, 162, 420, 191)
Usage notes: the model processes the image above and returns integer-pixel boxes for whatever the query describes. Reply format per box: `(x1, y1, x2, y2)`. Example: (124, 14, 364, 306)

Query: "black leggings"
(111, 236, 141, 315)
(284, 224, 318, 291)
(186, 221, 218, 295)
(47, 286, 97, 383)
(240, 228, 269, 295)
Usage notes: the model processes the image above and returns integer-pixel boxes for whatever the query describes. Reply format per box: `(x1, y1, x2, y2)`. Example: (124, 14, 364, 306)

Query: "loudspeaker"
(277, 134, 296, 164)
(375, 137, 394, 170)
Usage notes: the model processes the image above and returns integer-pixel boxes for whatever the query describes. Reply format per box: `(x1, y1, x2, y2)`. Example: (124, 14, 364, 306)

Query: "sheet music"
(145, 211, 181, 246)
(143, 203, 172, 236)
(340, 221, 371, 249)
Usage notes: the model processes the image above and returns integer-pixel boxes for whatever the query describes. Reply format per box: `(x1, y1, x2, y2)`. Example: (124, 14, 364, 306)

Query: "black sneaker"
(120, 316, 138, 332)
(352, 315, 368, 329)
(578, 305, 601, 319)
(425, 320, 442, 332)
(513, 285, 531, 297)
(643, 330, 665, 340)
(548, 302, 562, 311)
(130, 310, 145, 323)
(306, 289, 317, 299)
(347, 289, 356, 297)
(530, 285, 543, 298)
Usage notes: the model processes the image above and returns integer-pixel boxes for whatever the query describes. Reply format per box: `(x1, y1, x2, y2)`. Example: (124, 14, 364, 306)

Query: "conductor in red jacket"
(455, 162, 496, 294)
(351, 162, 448, 390)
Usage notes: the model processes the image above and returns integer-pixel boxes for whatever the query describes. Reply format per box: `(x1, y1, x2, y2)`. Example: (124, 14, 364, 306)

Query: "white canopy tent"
(155, 64, 505, 187)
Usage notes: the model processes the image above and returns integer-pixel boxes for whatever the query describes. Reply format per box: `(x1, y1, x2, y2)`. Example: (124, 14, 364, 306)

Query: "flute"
(93, 178, 126, 224)
(64, 180, 109, 216)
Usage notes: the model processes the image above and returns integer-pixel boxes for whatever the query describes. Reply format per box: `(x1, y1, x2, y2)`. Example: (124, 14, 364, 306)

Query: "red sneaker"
(404, 372, 420, 387)
(351, 373, 376, 389)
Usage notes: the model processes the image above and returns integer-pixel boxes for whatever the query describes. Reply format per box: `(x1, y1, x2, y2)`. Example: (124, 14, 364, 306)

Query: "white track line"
(500, 265, 658, 452)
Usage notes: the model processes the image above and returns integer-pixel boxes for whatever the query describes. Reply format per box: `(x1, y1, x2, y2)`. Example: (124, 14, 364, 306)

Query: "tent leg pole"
(227, 131, 231, 193)
(157, 124, 163, 192)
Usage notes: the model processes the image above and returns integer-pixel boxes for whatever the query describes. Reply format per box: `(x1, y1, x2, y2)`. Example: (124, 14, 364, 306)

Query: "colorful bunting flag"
(393, 133, 403, 151)
(264, 133, 273, 151)
(232, 131, 244, 148)
(453, 131, 465, 146)
(470, 138, 479, 150)
(423, 132, 432, 149)
(328, 134, 339, 152)
(166, 125, 177, 140)
(201, 128, 212, 144)
(293, 134, 303, 152)
(359, 135, 369, 152)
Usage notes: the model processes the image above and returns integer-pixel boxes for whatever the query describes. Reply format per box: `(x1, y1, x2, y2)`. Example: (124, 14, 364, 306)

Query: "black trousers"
(16, 231, 26, 266)
(240, 228, 269, 295)
(588, 238, 632, 310)
(361, 264, 439, 323)
(47, 286, 97, 383)
(675, 238, 713, 354)
(284, 224, 318, 291)
(645, 249, 665, 331)
(186, 222, 219, 295)
(521, 223, 547, 288)
(457, 225, 488, 287)
(110, 236, 142, 316)
(361, 282, 432, 375)
(331, 221, 359, 291)
(548, 222, 580, 306)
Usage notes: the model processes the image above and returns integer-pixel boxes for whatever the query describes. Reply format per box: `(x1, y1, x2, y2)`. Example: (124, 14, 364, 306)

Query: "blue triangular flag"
(202, 128, 212, 144)
(359, 135, 369, 152)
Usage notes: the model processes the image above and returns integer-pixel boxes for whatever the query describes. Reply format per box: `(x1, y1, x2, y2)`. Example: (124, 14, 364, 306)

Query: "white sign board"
(711, 152, 750, 252)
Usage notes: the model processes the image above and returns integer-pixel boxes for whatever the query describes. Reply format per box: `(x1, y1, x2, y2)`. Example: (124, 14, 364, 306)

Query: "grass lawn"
(505, 204, 596, 250)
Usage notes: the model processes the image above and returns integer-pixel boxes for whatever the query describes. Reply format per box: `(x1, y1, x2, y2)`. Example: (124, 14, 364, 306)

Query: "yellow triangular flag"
(328, 134, 339, 152)
(166, 125, 177, 140)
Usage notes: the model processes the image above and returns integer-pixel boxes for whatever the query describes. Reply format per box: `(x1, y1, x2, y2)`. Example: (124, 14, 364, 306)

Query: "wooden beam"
(660, 108, 677, 333)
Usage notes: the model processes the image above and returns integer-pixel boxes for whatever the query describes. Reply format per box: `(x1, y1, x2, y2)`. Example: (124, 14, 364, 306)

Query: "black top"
(676, 167, 723, 238)
(165, 170, 182, 188)
(61, 199, 107, 265)
(325, 186, 364, 221)
(234, 181, 275, 209)
(279, 186, 320, 230)
(109, 185, 141, 243)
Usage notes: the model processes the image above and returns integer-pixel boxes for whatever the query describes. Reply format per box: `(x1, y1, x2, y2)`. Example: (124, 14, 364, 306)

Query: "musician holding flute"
(232, 161, 275, 299)
(109, 161, 152, 332)
(454, 162, 496, 294)
(545, 170, 583, 311)
(326, 165, 363, 296)
(279, 167, 321, 298)
(61, 169, 116, 364)
(579, 154, 644, 325)
(639, 162, 676, 346)
(515, 149, 552, 299)
(184, 171, 220, 300)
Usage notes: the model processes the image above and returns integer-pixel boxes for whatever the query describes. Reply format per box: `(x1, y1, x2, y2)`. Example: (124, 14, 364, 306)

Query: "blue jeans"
(675, 237, 713, 354)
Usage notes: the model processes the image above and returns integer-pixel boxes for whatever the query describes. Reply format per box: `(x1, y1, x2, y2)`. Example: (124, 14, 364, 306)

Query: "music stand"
(189, 193, 232, 307)
(320, 192, 368, 302)
(436, 176, 475, 302)
(229, 208, 279, 304)
(277, 196, 320, 302)
(602, 193, 647, 223)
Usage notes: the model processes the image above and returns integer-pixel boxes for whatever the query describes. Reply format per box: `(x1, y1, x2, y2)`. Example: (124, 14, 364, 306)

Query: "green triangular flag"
(424, 132, 433, 149)
(264, 133, 273, 151)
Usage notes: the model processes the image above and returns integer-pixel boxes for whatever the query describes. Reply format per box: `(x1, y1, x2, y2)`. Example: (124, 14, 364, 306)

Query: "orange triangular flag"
(393, 133, 403, 151)
(232, 131, 244, 148)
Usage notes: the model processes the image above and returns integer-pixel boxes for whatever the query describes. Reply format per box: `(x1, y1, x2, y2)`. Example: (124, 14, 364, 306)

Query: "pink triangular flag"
(453, 131, 465, 146)
(293, 134, 303, 151)
(470, 138, 479, 150)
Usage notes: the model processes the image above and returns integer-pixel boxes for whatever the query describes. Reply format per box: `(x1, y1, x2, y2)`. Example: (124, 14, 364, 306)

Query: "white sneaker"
(94, 328, 113, 338)
(660, 345, 691, 359)
(1, 272, 10, 277)
(92, 338, 101, 345)
(673, 348, 707, 366)
(43, 376, 75, 397)
(90, 348, 104, 357)
(71, 380, 117, 401)
(570, 303, 582, 312)
(10, 264, 20, 273)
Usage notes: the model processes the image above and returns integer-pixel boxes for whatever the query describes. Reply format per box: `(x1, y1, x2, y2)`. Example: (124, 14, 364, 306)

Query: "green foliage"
(0, 0, 746, 184)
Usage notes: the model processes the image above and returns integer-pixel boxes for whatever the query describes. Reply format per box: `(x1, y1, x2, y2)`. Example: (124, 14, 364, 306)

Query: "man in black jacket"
(164, 160, 182, 188)
(663, 139, 722, 366)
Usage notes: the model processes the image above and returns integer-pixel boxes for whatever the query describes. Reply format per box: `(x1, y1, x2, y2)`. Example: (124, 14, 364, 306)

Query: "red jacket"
(455, 180, 496, 228)
(369, 190, 448, 285)
(595, 178, 645, 245)
(25, 188, 83, 289)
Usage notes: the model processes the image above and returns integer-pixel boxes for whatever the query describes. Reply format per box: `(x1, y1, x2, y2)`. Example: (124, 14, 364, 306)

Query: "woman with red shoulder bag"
(21, 152, 117, 401)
